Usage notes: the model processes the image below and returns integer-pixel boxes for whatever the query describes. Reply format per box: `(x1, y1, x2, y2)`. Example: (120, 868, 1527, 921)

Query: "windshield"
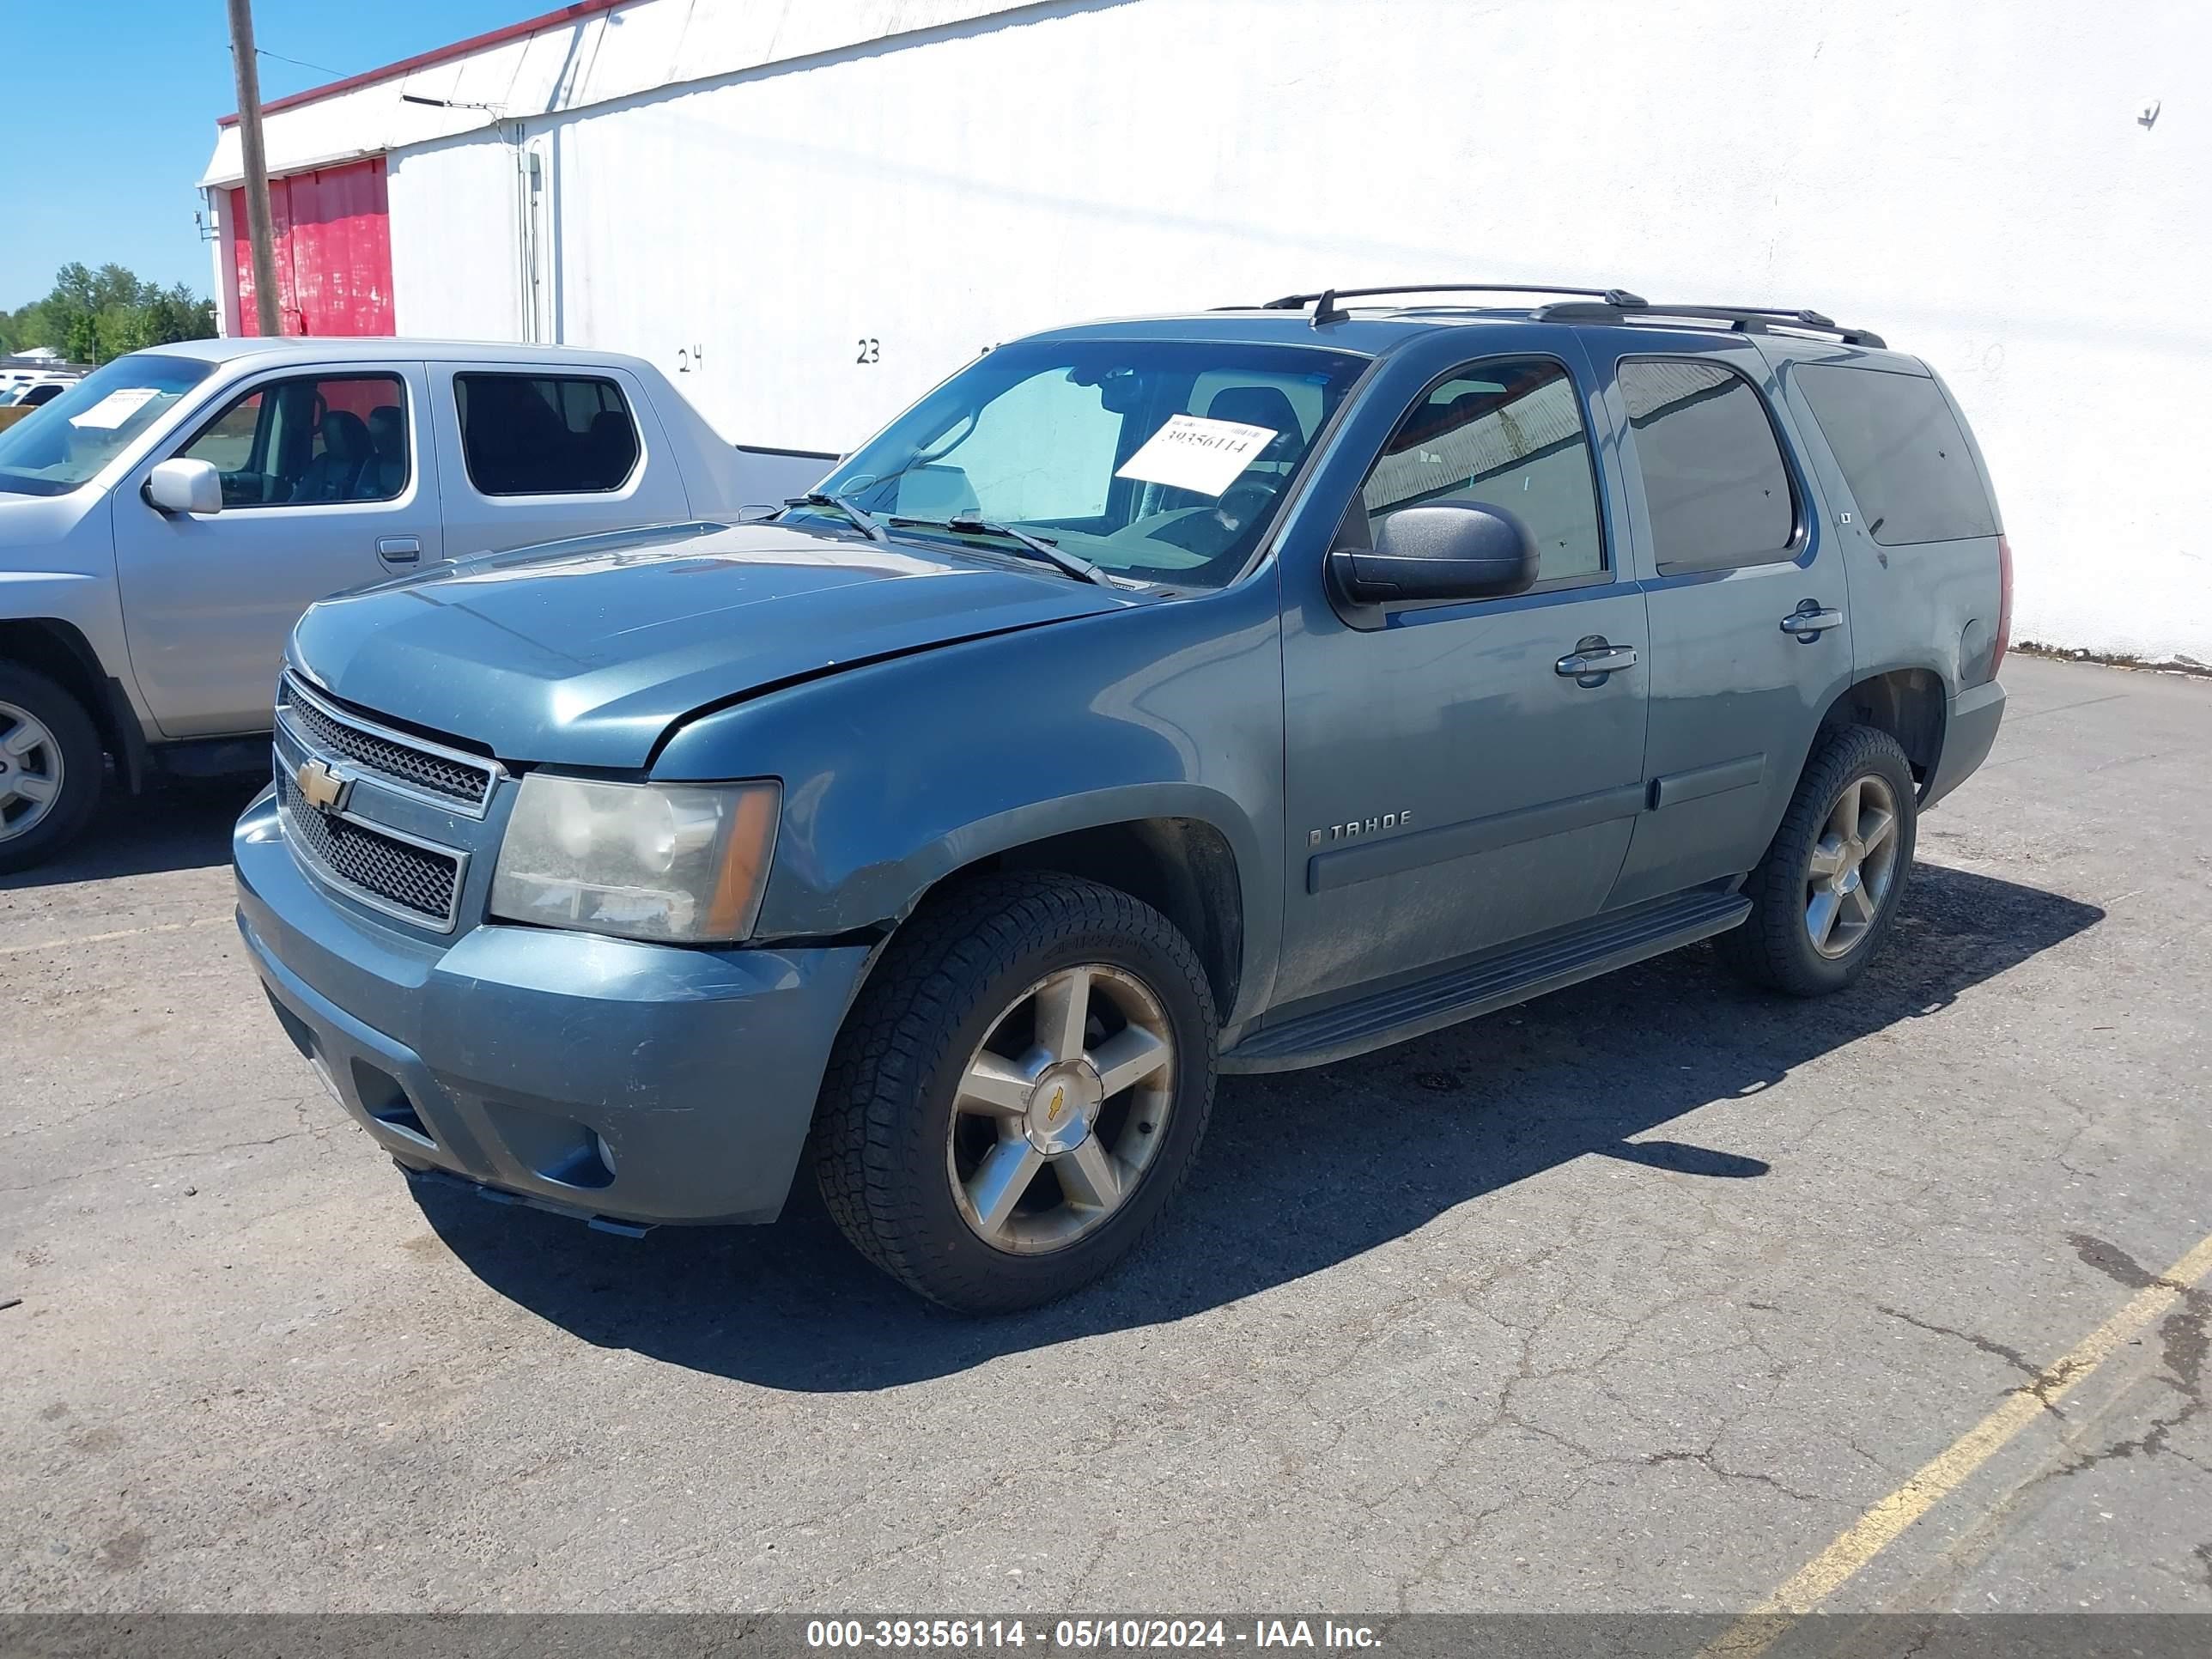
(802, 339, 1369, 590)
(0, 355, 214, 497)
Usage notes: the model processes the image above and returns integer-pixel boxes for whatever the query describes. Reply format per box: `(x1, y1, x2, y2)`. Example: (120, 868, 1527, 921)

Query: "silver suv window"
(176, 373, 408, 507)
(455, 373, 640, 496)
(0, 354, 213, 496)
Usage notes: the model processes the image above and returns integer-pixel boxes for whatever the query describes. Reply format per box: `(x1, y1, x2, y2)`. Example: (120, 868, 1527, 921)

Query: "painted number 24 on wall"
(678, 342, 878, 368)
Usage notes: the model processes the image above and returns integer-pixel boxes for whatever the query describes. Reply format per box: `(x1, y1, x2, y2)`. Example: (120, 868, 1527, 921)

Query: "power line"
(256, 46, 349, 81)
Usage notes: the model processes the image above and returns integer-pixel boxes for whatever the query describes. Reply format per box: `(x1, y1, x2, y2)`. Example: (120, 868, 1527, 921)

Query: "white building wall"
(226, 0, 2212, 662)
(387, 134, 527, 341)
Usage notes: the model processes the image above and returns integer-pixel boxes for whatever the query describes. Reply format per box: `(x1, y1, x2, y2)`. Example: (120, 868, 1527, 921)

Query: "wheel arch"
(873, 801, 1253, 1025)
(1820, 666, 1947, 798)
(0, 617, 144, 790)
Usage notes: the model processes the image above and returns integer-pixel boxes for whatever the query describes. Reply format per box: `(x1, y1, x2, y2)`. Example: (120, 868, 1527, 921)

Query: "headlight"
(489, 775, 780, 944)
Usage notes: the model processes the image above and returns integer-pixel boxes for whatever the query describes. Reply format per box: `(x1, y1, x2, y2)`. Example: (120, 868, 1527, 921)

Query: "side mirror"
(144, 459, 222, 517)
(1329, 502, 1539, 605)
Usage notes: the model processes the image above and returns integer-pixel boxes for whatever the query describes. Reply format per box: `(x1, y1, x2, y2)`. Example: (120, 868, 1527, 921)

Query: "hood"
(0, 489, 92, 554)
(289, 520, 1136, 768)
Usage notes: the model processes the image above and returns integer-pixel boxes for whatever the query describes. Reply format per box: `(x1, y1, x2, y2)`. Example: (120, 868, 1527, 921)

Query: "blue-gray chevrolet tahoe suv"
(234, 285, 2011, 1312)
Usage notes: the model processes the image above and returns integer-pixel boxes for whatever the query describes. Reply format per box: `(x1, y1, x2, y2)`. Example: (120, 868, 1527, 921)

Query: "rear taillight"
(1990, 533, 2014, 682)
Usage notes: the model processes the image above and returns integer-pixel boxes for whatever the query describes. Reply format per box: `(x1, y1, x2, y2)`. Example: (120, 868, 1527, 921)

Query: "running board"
(1222, 889, 1750, 1073)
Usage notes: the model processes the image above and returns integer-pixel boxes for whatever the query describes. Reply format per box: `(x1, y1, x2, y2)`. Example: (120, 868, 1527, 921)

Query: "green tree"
(3, 263, 215, 363)
(64, 311, 101, 365)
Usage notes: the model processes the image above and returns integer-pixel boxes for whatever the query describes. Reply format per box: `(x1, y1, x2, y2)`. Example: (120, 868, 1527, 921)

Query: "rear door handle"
(376, 535, 422, 565)
(1780, 603, 1843, 639)
(1555, 643, 1639, 679)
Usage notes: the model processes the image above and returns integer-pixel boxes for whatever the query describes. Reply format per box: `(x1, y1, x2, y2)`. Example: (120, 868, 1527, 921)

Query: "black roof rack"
(1256, 283, 1648, 327)
(1528, 298, 1887, 349)
(1243, 284, 1886, 347)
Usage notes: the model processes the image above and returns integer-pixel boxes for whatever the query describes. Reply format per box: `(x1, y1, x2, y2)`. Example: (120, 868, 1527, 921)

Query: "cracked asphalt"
(2, 653, 2207, 1613)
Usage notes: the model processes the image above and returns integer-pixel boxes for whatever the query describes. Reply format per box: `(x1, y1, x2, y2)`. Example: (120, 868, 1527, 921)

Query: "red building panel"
(230, 157, 394, 337)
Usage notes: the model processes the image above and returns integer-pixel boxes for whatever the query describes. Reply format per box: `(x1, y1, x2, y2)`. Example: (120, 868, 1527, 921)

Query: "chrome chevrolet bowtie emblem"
(294, 757, 351, 814)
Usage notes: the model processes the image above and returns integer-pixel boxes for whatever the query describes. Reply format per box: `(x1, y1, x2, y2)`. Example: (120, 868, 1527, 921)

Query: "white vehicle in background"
(0, 337, 832, 871)
(2, 380, 73, 408)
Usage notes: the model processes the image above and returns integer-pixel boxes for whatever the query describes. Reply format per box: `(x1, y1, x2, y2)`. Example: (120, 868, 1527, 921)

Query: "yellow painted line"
(0, 915, 229, 958)
(1711, 1226, 2212, 1658)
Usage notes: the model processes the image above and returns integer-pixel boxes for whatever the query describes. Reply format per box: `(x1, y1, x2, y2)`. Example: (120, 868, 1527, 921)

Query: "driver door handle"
(377, 535, 422, 565)
(1556, 643, 1639, 679)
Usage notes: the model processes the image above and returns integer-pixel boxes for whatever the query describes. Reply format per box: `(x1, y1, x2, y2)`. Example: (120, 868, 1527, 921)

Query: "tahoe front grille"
(276, 673, 496, 814)
(280, 777, 463, 930)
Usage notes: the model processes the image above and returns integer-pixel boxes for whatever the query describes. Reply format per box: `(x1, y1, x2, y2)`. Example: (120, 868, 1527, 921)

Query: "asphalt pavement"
(3, 653, 2207, 1615)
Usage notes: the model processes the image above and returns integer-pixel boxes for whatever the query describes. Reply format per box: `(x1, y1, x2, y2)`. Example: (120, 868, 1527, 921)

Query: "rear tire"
(813, 872, 1218, 1314)
(1717, 723, 1917, 997)
(0, 665, 104, 875)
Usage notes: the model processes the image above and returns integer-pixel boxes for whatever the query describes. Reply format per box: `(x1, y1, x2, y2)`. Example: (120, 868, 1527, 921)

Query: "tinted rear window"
(1796, 365, 1996, 546)
(454, 373, 640, 496)
(1620, 359, 1797, 571)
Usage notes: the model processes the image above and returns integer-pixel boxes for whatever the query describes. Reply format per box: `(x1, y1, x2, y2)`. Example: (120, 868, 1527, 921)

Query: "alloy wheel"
(0, 699, 65, 842)
(1804, 772, 1900, 959)
(946, 963, 1176, 1255)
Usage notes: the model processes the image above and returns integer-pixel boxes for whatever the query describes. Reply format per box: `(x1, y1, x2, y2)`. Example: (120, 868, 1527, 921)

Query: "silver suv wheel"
(0, 699, 66, 842)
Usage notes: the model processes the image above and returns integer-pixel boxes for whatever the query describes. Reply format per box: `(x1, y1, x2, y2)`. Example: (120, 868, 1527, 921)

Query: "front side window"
(0, 354, 213, 497)
(455, 374, 640, 496)
(1620, 358, 1797, 571)
(1795, 364, 1996, 546)
(805, 338, 1369, 590)
(176, 373, 409, 507)
(1360, 356, 1606, 584)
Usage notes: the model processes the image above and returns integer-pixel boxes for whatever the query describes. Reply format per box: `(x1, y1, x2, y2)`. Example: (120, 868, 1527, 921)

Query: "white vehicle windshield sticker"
(67, 387, 162, 430)
(1114, 413, 1279, 497)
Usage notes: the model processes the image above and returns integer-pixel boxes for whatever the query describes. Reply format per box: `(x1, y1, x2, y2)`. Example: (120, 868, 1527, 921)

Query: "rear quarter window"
(1796, 364, 1996, 546)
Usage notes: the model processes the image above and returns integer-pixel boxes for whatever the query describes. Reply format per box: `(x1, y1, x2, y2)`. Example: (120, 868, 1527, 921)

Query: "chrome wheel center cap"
(1024, 1060, 1103, 1156)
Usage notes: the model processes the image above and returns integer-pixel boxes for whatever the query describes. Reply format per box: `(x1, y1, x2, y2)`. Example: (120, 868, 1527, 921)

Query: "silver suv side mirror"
(144, 459, 222, 516)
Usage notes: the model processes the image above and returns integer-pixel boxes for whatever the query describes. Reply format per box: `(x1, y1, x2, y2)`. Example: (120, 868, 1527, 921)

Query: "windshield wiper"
(890, 514, 1114, 588)
(782, 491, 889, 544)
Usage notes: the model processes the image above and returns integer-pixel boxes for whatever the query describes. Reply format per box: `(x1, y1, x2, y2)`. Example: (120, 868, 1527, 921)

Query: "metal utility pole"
(224, 0, 283, 336)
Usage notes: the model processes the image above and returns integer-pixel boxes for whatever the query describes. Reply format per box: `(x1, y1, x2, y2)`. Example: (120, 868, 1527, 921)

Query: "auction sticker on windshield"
(1115, 413, 1278, 497)
(68, 387, 164, 429)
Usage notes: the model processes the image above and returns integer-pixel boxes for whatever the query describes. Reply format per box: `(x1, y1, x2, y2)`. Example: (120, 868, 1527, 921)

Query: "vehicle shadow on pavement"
(0, 774, 262, 889)
(413, 862, 2103, 1389)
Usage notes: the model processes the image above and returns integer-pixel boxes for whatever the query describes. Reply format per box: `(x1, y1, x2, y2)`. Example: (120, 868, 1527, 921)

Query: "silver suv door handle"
(1780, 603, 1843, 638)
(1555, 643, 1639, 678)
(377, 536, 422, 565)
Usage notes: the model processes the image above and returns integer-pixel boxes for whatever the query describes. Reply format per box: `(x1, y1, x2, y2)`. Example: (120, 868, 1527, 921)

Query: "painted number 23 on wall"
(855, 337, 880, 364)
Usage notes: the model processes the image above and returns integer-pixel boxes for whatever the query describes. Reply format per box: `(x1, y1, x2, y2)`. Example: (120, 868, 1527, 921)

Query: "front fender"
(0, 488, 146, 738)
(651, 578, 1287, 1023)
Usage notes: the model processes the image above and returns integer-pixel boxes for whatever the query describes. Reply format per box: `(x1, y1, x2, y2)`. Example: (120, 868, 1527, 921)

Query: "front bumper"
(234, 787, 873, 1225)
(1922, 677, 2007, 810)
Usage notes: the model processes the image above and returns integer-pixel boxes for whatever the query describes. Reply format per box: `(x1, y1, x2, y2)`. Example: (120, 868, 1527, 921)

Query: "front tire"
(813, 872, 1218, 1314)
(0, 665, 105, 875)
(1718, 723, 1917, 996)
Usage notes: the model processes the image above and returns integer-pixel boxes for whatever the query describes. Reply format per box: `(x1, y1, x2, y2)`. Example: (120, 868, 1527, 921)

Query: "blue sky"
(1, 0, 532, 311)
